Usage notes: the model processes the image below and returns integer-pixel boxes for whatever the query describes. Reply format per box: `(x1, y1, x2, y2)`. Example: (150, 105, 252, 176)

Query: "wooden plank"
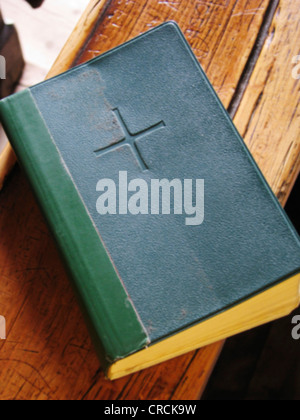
(234, 0, 300, 206)
(0, 0, 295, 401)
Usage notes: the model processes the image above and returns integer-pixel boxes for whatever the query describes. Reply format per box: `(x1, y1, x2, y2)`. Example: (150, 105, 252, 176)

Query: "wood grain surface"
(0, 0, 299, 400)
(234, 0, 300, 206)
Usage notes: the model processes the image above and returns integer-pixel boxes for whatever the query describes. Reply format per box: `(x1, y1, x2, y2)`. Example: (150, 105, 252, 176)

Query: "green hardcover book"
(0, 22, 299, 380)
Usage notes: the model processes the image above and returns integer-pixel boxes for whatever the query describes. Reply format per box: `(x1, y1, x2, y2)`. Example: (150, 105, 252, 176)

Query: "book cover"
(0, 22, 299, 379)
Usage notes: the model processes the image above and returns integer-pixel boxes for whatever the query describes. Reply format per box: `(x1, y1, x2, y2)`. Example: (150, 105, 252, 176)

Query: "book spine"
(0, 89, 149, 368)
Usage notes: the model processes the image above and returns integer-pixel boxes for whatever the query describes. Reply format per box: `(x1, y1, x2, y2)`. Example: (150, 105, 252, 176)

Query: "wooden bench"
(0, 0, 299, 400)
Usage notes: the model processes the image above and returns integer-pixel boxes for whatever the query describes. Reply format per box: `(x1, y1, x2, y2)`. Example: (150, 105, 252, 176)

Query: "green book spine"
(0, 89, 149, 370)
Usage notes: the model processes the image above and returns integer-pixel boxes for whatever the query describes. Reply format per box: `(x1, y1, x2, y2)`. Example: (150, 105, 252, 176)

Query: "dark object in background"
(285, 176, 300, 235)
(0, 12, 24, 99)
(25, 0, 44, 8)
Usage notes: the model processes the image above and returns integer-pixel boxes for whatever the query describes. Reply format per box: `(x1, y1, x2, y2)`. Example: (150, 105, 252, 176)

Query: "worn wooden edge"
(0, 142, 16, 189)
(0, 0, 109, 190)
(234, 0, 300, 208)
